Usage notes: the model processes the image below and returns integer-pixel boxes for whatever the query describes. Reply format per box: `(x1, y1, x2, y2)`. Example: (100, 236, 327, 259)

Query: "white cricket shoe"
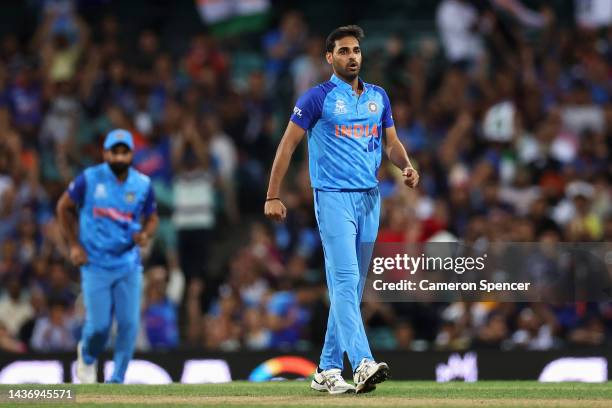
(353, 359, 390, 394)
(76, 341, 97, 384)
(310, 368, 356, 394)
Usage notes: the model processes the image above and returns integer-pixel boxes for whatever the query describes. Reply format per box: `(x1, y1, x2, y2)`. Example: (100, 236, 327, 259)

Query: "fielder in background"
(57, 129, 158, 383)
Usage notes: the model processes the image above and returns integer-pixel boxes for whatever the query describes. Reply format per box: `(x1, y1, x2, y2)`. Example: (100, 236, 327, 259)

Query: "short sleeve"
(380, 88, 394, 128)
(67, 173, 86, 206)
(142, 183, 157, 217)
(290, 86, 325, 130)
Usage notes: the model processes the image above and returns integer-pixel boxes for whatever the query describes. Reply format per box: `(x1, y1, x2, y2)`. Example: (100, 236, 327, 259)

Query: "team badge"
(334, 99, 347, 115)
(126, 192, 135, 203)
(368, 101, 378, 112)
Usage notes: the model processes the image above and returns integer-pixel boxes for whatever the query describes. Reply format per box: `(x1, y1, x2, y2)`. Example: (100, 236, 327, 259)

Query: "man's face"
(50, 305, 65, 326)
(104, 143, 133, 175)
(326, 36, 361, 80)
(7, 279, 20, 300)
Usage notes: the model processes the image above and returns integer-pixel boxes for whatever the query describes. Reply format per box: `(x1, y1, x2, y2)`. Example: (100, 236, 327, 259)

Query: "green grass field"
(1, 381, 612, 407)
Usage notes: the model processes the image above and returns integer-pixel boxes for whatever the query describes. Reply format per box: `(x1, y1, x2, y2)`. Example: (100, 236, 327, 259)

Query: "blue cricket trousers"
(314, 187, 380, 371)
(80, 264, 142, 383)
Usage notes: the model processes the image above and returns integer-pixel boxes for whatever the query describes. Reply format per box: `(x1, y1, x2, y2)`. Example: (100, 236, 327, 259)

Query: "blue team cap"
(104, 129, 134, 150)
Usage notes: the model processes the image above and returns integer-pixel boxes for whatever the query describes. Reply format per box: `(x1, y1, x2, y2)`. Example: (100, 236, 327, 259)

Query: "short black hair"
(48, 297, 68, 310)
(325, 25, 364, 53)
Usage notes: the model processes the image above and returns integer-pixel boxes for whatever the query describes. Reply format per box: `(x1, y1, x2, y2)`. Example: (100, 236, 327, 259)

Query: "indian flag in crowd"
(196, 0, 270, 37)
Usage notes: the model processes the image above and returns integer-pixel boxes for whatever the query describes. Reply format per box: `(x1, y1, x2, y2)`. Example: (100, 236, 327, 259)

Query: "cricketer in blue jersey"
(265, 25, 419, 394)
(57, 129, 159, 384)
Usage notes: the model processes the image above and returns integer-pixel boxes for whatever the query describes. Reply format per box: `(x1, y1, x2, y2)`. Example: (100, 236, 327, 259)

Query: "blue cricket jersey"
(67, 163, 156, 270)
(290, 73, 394, 190)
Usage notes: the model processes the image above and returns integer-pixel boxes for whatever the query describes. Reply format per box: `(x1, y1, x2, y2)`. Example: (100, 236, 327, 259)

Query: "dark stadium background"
(0, 0, 610, 382)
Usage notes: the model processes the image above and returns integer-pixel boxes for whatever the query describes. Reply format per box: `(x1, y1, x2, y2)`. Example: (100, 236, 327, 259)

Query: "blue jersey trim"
(369, 85, 394, 128)
(290, 81, 336, 130)
(142, 184, 157, 217)
(67, 173, 86, 206)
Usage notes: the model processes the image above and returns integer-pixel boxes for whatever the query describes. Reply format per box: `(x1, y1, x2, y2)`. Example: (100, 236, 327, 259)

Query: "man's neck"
(108, 166, 129, 182)
(335, 72, 361, 93)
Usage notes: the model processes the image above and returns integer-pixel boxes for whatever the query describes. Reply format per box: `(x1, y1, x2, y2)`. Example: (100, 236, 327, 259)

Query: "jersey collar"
(330, 73, 367, 94)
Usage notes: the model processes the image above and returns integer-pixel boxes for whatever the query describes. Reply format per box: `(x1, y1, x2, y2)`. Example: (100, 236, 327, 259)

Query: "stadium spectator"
(473, 312, 510, 349)
(30, 298, 77, 352)
(263, 11, 307, 85)
(266, 289, 307, 349)
(510, 307, 556, 350)
(243, 307, 271, 350)
(142, 266, 182, 349)
(569, 315, 606, 346)
(0, 277, 33, 337)
(202, 289, 242, 351)
(0, 321, 26, 353)
(33, 6, 89, 84)
(201, 113, 239, 223)
(436, 0, 485, 66)
(394, 320, 415, 351)
(130, 30, 160, 88)
(290, 36, 330, 99)
(183, 33, 228, 85)
(6, 63, 43, 146)
(44, 260, 77, 305)
(172, 116, 217, 283)
(241, 71, 276, 166)
(17, 286, 48, 346)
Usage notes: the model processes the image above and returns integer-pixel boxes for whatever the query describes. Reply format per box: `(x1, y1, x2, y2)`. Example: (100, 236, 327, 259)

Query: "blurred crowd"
(0, 0, 611, 355)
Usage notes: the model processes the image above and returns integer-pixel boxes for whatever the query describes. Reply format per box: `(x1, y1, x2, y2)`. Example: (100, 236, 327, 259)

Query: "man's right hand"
(69, 244, 88, 266)
(264, 199, 287, 222)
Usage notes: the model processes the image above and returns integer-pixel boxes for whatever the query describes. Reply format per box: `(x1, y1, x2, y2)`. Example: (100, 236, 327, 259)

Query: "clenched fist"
(133, 232, 151, 247)
(403, 167, 419, 188)
(69, 244, 88, 266)
(264, 198, 287, 222)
